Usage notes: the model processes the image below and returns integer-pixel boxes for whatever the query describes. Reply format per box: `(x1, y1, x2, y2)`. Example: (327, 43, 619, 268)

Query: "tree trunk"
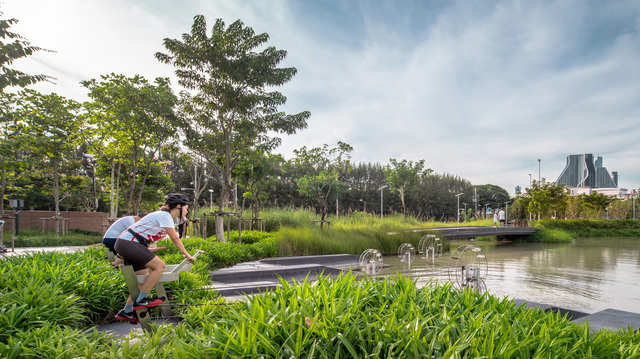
(53, 159, 60, 238)
(127, 146, 138, 214)
(399, 186, 406, 216)
(215, 188, 230, 241)
(320, 199, 328, 229)
(109, 159, 115, 218)
(0, 159, 5, 214)
(135, 156, 153, 215)
(114, 162, 121, 217)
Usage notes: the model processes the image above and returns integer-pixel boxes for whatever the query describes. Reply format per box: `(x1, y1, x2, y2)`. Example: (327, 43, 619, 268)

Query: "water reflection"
(380, 238, 640, 313)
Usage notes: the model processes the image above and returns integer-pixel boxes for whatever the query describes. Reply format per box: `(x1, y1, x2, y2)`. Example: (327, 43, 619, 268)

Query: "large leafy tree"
(82, 74, 177, 215)
(0, 13, 51, 91)
(293, 142, 352, 226)
(0, 13, 50, 212)
(0, 92, 21, 213)
(385, 159, 428, 216)
(236, 150, 283, 221)
(475, 184, 510, 212)
(525, 182, 568, 219)
(19, 90, 82, 234)
(156, 15, 310, 241)
(580, 192, 614, 218)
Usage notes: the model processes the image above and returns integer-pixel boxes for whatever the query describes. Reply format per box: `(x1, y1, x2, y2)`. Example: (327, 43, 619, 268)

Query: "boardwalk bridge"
(395, 226, 537, 240)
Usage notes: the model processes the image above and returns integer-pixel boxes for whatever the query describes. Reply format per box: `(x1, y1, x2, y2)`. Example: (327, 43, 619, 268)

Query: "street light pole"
(378, 185, 387, 218)
(456, 193, 464, 223)
(474, 187, 478, 219)
(505, 201, 509, 226)
(208, 189, 214, 210)
(528, 173, 532, 187)
(537, 159, 541, 183)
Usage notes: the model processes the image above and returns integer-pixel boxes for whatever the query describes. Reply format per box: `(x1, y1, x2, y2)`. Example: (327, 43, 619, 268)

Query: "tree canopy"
(156, 15, 310, 240)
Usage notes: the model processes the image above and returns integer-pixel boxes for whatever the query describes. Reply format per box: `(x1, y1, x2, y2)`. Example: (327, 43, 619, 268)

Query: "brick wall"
(0, 210, 108, 234)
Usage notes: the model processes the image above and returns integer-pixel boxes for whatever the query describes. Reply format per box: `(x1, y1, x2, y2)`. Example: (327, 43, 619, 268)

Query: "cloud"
(4, 0, 640, 192)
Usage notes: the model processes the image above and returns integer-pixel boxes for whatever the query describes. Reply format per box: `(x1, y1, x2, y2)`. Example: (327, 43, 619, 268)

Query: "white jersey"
(103, 216, 135, 239)
(498, 210, 506, 220)
(118, 211, 175, 243)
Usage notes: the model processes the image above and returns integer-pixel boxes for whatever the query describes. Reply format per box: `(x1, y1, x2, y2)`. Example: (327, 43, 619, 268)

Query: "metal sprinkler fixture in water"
(447, 244, 488, 293)
(359, 249, 383, 275)
(397, 243, 416, 268)
(419, 234, 444, 264)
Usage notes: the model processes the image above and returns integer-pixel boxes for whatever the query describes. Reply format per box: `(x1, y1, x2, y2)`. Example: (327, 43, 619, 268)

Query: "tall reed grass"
(200, 207, 495, 233)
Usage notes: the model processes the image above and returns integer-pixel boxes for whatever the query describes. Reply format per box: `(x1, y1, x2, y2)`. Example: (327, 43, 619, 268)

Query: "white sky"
(3, 0, 639, 193)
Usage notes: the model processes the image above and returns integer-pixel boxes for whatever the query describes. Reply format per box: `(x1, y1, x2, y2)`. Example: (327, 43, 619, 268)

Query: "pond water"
(380, 238, 640, 313)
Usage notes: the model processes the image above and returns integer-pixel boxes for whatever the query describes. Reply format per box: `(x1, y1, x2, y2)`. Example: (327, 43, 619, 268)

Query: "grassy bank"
(1, 269, 638, 357)
(536, 219, 640, 238)
(527, 219, 640, 243)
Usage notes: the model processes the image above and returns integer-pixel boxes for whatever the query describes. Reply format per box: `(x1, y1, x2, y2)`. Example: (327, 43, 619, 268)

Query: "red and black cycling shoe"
(115, 309, 138, 323)
(133, 296, 163, 310)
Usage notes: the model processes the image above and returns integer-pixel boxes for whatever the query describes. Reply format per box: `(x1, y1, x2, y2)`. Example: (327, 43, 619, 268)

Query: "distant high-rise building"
(556, 154, 618, 188)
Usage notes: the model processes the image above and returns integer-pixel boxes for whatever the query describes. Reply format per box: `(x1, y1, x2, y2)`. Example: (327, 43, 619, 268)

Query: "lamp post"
(456, 193, 464, 223)
(463, 202, 467, 222)
(537, 159, 541, 183)
(505, 201, 510, 226)
(378, 185, 388, 218)
(473, 187, 478, 219)
(528, 173, 532, 187)
(9, 199, 23, 236)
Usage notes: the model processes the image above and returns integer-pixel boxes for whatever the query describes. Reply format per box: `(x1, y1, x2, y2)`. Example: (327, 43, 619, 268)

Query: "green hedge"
(157, 232, 277, 271)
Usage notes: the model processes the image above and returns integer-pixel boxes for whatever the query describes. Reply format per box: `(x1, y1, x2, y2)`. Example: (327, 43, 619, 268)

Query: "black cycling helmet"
(164, 193, 190, 209)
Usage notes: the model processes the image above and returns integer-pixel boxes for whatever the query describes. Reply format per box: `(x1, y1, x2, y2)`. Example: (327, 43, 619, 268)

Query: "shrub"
(535, 219, 640, 238)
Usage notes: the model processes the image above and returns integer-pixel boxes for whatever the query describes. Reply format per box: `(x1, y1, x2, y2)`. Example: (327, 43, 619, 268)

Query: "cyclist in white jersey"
(113, 193, 195, 322)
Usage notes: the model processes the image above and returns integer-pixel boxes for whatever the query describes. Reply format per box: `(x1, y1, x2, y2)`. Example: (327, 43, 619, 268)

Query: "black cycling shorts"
(114, 238, 156, 272)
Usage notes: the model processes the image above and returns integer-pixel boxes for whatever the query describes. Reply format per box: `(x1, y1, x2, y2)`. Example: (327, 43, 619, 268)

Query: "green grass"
(2, 229, 102, 247)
